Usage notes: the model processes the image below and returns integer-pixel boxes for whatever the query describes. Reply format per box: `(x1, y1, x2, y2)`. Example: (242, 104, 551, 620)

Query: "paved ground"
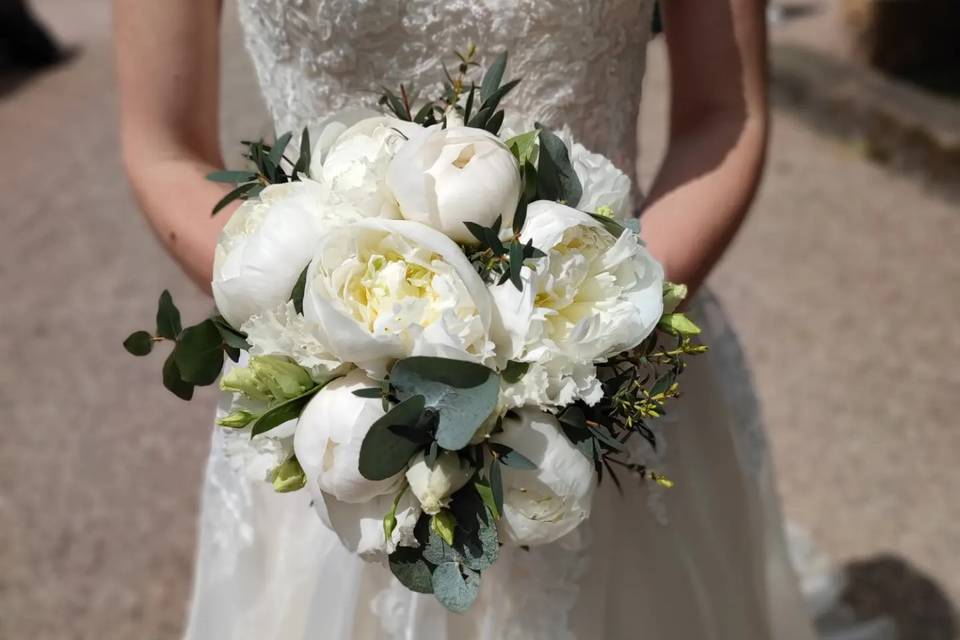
(1, 2, 957, 639)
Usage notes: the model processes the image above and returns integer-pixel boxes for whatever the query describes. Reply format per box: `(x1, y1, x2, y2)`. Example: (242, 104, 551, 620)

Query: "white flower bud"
(405, 451, 473, 515)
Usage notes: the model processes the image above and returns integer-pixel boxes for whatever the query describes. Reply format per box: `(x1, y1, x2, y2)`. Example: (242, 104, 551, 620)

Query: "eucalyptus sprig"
(206, 127, 312, 215)
(123, 290, 250, 400)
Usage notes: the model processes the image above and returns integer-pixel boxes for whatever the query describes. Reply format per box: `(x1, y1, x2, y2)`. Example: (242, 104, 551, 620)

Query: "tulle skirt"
(182, 292, 822, 639)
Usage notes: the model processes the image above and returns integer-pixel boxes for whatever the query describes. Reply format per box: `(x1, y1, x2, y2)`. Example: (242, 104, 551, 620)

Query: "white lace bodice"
(236, 0, 656, 174)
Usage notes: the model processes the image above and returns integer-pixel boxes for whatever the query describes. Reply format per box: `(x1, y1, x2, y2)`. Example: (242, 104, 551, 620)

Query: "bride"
(115, 1, 827, 638)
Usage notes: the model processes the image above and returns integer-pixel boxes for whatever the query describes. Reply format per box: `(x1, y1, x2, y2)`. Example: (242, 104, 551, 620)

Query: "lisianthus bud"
(405, 451, 473, 515)
(662, 282, 688, 314)
(270, 456, 307, 493)
(220, 355, 314, 403)
(217, 409, 256, 429)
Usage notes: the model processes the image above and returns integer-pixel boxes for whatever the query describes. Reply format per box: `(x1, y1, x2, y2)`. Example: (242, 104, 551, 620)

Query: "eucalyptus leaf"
(295, 127, 311, 177)
(480, 50, 507, 102)
(501, 360, 529, 384)
(206, 170, 257, 184)
(155, 290, 181, 340)
(290, 265, 309, 315)
(535, 124, 582, 206)
(484, 109, 504, 135)
(389, 357, 500, 451)
(358, 395, 427, 480)
(249, 383, 324, 438)
(268, 132, 293, 169)
(175, 319, 225, 385)
(211, 182, 256, 216)
(388, 546, 435, 594)
(489, 443, 536, 470)
(123, 331, 153, 356)
(352, 387, 383, 399)
(212, 315, 250, 350)
(162, 350, 194, 401)
(432, 562, 480, 614)
(508, 241, 523, 290)
(489, 459, 504, 516)
(449, 485, 499, 571)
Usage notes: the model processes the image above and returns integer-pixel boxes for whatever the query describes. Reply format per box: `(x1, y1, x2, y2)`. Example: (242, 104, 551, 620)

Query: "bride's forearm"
(125, 155, 234, 292)
(643, 0, 768, 294)
(640, 111, 767, 293)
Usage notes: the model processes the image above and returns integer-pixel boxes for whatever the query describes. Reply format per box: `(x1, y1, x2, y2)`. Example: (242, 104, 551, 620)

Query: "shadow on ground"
(843, 555, 958, 640)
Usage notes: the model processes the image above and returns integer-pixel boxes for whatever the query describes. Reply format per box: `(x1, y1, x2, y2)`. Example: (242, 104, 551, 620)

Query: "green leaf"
(175, 319, 225, 385)
(211, 315, 250, 350)
(289, 265, 309, 315)
(484, 109, 504, 135)
(432, 562, 480, 613)
(501, 360, 529, 384)
(474, 479, 500, 520)
(358, 395, 427, 480)
(206, 170, 257, 184)
(123, 331, 153, 356)
(249, 383, 324, 438)
(480, 50, 507, 102)
(506, 130, 540, 164)
(449, 484, 500, 570)
(463, 83, 476, 123)
(162, 350, 194, 401)
(467, 105, 492, 129)
(268, 132, 293, 170)
(489, 459, 504, 516)
(535, 124, 582, 206)
(388, 546, 435, 594)
(211, 182, 257, 216)
(587, 211, 626, 238)
(508, 241, 523, 290)
(389, 357, 500, 451)
(155, 290, 181, 340)
(432, 510, 457, 546)
(489, 443, 536, 470)
(295, 127, 311, 177)
(352, 387, 383, 399)
(480, 78, 521, 115)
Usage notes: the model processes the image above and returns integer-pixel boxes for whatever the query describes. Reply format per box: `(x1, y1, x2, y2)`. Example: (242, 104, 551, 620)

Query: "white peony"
(492, 407, 596, 546)
(491, 201, 664, 408)
(311, 485, 421, 560)
(211, 179, 360, 329)
(312, 115, 425, 218)
(565, 137, 633, 220)
(294, 369, 401, 503)
(405, 451, 473, 515)
(386, 125, 521, 243)
(302, 218, 495, 376)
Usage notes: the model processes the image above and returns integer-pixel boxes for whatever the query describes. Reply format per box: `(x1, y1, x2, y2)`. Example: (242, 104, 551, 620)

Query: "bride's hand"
(114, 0, 232, 292)
(640, 0, 768, 296)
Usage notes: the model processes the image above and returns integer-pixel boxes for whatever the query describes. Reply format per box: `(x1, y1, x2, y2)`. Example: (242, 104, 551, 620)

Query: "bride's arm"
(114, 0, 230, 292)
(640, 0, 768, 294)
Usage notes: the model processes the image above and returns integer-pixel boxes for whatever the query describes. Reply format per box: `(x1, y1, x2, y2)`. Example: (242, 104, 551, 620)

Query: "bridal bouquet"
(125, 47, 705, 612)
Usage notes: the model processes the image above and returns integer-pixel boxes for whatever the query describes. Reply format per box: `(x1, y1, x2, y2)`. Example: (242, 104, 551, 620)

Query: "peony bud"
(386, 126, 521, 243)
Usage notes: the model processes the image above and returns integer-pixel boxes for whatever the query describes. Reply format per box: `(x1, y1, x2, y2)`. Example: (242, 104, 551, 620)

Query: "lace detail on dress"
(236, 0, 655, 175)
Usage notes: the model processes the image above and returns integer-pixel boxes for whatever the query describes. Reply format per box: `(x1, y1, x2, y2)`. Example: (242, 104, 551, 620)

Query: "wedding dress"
(183, 2, 855, 638)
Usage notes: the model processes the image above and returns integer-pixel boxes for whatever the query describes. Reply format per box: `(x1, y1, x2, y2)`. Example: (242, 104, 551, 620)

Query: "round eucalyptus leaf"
(358, 395, 426, 481)
(390, 357, 500, 451)
(388, 546, 435, 594)
(123, 331, 153, 356)
(432, 562, 480, 613)
(175, 319, 225, 385)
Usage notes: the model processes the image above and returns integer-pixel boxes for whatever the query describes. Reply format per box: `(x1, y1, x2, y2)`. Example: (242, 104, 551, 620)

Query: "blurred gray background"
(1, 0, 958, 638)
